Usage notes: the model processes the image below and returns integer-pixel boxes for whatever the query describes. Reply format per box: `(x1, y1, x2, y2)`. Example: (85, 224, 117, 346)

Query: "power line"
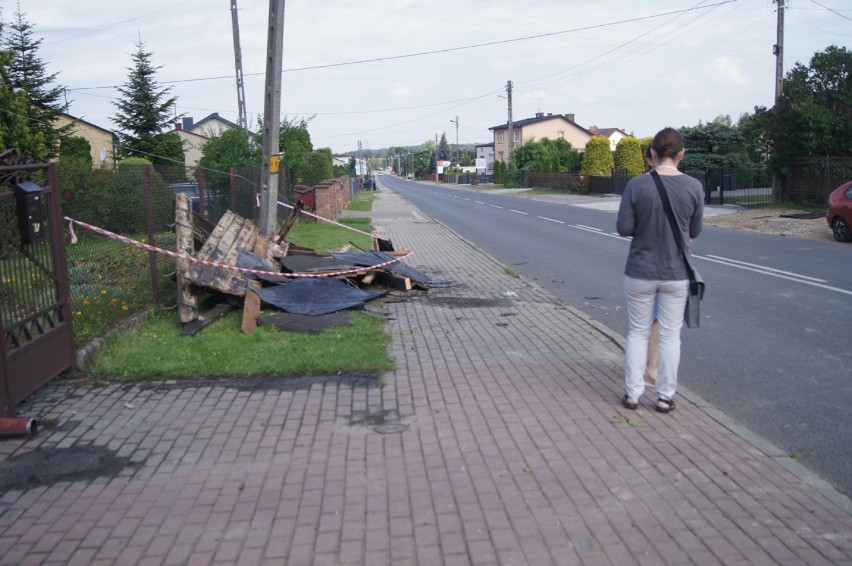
(808, 0, 852, 21)
(67, 2, 738, 92)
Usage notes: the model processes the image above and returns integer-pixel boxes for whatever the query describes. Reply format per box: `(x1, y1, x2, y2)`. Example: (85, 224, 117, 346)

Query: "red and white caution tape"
(277, 200, 376, 238)
(63, 216, 412, 279)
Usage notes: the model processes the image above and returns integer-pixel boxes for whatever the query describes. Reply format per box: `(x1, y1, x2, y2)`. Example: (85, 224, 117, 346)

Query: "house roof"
(589, 127, 629, 138)
(490, 113, 593, 136)
(57, 112, 116, 137)
(191, 112, 241, 132)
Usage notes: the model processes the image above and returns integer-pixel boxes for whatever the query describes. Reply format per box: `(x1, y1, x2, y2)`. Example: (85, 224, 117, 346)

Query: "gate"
(0, 159, 74, 416)
(612, 167, 628, 194)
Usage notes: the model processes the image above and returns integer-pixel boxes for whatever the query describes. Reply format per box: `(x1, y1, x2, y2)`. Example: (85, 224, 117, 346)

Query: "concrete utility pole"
(773, 0, 786, 102)
(259, 0, 285, 236)
(506, 80, 513, 163)
(450, 115, 459, 165)
(230, 0, 248, 128)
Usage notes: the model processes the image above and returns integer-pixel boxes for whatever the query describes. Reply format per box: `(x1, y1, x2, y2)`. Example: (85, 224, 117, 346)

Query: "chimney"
(175, 122, 182, 131)
(565, 113, 575, 122)
(182, 117, 194, 130)
(547, 113, 552, 116)
(535, 112, 544, 118)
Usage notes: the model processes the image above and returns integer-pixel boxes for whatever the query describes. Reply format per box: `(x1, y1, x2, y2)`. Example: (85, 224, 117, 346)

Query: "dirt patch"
(707, 208, 835, 242)
(0, 446, 138, 492)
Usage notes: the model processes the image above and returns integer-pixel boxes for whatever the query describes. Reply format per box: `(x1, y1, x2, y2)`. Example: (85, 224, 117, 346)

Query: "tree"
(740, 45, 852, 178)
(0, 9, 68, 159)
(300, 147, 333, 186)
(580, 136, 614, 175)
(198, 127, 260, 172)
(437, 132, 451, 161)
(614, 136, 644, 176)
(59, 136, 91, 165)
(112, 41, 180, 164)
(279, 116, 314, 189)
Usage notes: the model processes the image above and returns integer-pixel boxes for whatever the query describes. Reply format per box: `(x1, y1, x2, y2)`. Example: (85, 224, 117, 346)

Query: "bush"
(580, 136, 614, 175)
(614, 137, 644, 176)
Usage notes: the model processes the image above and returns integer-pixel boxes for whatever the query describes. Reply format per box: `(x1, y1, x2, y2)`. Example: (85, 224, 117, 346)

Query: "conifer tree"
(1, 8, 67, 158)
(112, 41, 180, 164)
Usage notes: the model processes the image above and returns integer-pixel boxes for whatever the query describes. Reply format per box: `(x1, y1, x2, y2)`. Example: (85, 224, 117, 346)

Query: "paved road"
(380, 175, 852, 497)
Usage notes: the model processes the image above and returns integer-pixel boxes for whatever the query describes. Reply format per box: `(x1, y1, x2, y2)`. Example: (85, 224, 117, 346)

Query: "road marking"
(538, 216, 565, 224)
(489, 204, 503, 209)
(705, 255, 827, 283)
(570, 224, 630, 240)
(474, 200, 485, 205)
(510, 209, 528, 215)
(696, 255, 852, 296)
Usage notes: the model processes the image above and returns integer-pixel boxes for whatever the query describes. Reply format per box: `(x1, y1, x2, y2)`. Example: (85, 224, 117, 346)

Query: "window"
(498, 132, 505, 143)
(558, 131, 565, 138)
(512, 131, 520, 142)
(498, 151, 504, 161)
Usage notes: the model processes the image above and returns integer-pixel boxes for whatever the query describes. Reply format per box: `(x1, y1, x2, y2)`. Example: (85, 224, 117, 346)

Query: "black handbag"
(651, 171, 705, 328)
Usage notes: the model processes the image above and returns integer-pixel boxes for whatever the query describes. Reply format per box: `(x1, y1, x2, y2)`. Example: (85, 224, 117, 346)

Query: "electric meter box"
(14, 182, 46, 245)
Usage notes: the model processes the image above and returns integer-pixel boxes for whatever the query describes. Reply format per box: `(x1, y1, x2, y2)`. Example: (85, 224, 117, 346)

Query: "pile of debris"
(174, 195, 429, 336)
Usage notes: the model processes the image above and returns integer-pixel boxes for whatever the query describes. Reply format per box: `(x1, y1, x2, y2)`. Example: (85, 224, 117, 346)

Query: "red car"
(827, 180, 852, 242)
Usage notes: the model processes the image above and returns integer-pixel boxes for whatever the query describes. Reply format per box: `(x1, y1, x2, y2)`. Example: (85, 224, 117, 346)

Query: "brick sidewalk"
(0, 186, 850, 565)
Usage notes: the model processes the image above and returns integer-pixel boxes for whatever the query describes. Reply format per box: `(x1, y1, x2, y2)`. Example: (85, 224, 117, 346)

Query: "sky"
(10, 0, 852, 155)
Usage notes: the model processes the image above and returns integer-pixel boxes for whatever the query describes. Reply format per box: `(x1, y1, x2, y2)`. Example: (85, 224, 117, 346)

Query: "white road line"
(571, 225, 630, 240)
(489, 204, 503, 209)
(510, 209, 528, 215)
(704, 254, 826, 283)
(538, 216, 565, 224)
(474, 200, 485, 205)
(695, 255, 852, 296)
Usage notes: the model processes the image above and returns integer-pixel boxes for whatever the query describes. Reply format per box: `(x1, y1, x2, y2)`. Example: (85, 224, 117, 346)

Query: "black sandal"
(622, 395, 638, 411)
(655, 398, 676, 414)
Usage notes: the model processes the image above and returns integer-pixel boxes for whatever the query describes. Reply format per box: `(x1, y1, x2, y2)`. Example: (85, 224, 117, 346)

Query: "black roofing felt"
(255, 278, 386, 316)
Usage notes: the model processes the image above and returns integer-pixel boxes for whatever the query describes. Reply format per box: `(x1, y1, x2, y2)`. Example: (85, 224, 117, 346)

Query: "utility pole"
(771, 1, 786, 195)
(230, 0, 248, 128)
(506, 80, 514, 164)
(450, 115, 459, 165)
(259, 0, 285, 236)
(773, 1, 785, 102)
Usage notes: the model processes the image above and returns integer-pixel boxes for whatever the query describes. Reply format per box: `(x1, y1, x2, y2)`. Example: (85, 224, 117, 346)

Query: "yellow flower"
(101, 290, 107, 295)
(121, 305, 128, 311)
(83, 300, 90, 306)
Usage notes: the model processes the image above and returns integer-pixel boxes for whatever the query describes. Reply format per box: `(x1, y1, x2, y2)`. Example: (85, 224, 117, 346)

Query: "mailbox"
(14, 182, 46, 244)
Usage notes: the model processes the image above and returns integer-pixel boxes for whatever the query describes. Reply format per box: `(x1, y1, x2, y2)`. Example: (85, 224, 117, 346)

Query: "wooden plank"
(190, 211, 261, 297)
(373, 271, 412, 291)
(275, 201, 302, 243)
(241, 236, 269, 334)
(175, 194, 198, 323)
(180, 302, 234, 337)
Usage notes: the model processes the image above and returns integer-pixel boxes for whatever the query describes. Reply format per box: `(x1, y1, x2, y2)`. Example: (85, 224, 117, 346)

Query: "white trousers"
(623, 276, 688, 401)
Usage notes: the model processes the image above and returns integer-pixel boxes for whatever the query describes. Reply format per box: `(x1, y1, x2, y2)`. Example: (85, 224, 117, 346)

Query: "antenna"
(231, 0, 248, 128)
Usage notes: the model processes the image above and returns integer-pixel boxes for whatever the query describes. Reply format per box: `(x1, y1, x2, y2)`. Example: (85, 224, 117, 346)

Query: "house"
(489, 112, 593, 162)
(53, 113, 118, 168)
(475, 143, 494, 174)
(589, 126, 631, 151)
(180, 113, 240, 137)
(171, 127, 207, 169)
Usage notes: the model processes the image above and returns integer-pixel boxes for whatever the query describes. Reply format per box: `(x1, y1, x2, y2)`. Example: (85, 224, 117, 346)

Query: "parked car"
(170, 182, 223, 217)
(827, 180, 852, 242)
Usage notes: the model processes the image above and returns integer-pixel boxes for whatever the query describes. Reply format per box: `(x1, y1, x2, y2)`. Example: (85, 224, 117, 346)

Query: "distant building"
(490, 112, 593, 162)
(589, 126, 631, 151)
(475, 143, 494, 174)
(180, 113, 240, 136)
(53, 113, 118, 168)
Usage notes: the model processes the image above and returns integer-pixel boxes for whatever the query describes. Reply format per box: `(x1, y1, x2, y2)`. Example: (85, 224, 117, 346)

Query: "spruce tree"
(437, 132, 451, 161)
(112, 41, 179, 163)
(1, 9, 68, 159)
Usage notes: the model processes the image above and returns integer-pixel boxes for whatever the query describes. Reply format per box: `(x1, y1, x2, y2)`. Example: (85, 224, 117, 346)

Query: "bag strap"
(651, 170, 695, 281)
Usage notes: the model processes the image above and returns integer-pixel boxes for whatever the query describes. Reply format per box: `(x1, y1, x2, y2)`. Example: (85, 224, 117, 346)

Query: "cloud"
(712, 57, 748, 86)
(678, 98, 692, 111)
(391, 82, 414, 97)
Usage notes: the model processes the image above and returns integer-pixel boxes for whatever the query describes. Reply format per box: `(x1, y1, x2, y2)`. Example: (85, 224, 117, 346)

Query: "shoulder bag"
(650, 171, 705, 328)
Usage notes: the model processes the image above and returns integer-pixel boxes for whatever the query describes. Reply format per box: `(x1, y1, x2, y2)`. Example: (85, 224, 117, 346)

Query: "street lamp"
(449, 116, 459, 165)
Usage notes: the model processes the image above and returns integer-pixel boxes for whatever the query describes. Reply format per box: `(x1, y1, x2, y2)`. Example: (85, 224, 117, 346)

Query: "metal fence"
(58, 163, 277, 345)
(783, 157, 852, 206)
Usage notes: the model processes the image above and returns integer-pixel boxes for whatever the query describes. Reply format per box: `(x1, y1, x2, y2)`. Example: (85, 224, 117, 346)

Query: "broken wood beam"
(175, 194, 198, 323)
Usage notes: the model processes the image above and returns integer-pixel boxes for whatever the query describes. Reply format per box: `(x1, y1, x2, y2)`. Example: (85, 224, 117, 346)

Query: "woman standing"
(616, 128, 704, 413)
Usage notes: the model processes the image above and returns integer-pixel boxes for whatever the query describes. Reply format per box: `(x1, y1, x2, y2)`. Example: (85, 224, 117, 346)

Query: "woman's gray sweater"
(616, 172, 704, 280)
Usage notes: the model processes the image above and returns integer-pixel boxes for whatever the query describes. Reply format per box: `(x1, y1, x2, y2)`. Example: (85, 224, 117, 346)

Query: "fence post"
(142, 165, 160, 306)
